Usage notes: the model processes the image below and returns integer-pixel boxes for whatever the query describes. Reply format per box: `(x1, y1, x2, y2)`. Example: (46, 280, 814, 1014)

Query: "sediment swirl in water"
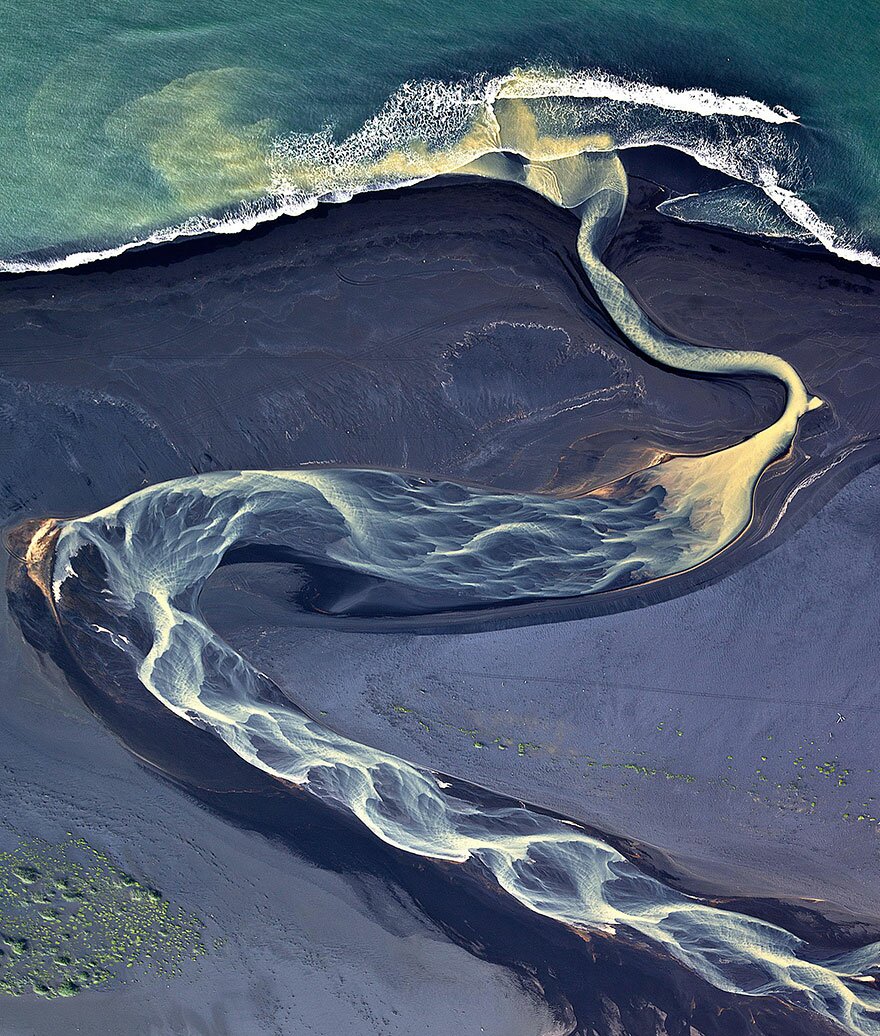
(4, 66, 878, 273)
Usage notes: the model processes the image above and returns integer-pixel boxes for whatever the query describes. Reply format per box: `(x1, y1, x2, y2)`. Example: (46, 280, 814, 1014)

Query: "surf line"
(20, 110, 880, 1032)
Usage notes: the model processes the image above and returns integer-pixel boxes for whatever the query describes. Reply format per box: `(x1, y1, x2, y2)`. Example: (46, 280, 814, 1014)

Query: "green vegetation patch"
(0, 835, 207, 999)
(384, 698, 879, 828)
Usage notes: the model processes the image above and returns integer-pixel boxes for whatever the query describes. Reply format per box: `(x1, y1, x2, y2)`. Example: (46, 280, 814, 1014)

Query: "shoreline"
(3, 162, 877, 634)
(2, 521, 860, 1036)
(2, 123, 878, 277)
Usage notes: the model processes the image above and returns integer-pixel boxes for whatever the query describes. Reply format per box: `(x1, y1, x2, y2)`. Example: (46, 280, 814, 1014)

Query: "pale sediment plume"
(454, 98, 821, 566)
(104, 68, 277, 211)
(5, 66, 878, 273)
(34, 106, 880, 1034)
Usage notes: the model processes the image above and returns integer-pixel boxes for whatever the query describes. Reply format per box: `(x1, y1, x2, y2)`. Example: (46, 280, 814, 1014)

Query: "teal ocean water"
(2, 0, 879, 270)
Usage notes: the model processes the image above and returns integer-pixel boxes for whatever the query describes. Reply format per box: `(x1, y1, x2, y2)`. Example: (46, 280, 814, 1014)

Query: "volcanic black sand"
(3, 154, 880, 1033)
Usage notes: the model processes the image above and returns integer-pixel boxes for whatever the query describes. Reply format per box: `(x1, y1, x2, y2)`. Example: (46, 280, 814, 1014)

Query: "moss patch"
(0, 835, 207, 998)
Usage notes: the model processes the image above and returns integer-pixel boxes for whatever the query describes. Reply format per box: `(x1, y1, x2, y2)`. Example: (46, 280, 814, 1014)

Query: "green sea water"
(1, 0, 878, 267)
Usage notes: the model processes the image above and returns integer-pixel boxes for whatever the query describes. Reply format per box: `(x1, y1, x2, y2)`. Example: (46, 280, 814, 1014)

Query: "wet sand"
(2, 168, 878, 627)
(202, 462, 880, 924)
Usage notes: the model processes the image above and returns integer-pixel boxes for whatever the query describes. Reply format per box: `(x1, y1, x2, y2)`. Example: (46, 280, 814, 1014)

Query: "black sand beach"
(2, 164, 878, 625)
(2, 527, 856, 1036)
(4, 157, 880, 1033)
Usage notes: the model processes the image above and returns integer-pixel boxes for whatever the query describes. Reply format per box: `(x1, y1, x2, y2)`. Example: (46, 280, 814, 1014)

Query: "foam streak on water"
(3, 66, 878, 274)
(44, 150, 880, 1034)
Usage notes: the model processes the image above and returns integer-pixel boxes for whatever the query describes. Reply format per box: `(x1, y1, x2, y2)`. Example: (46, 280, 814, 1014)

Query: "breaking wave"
(3, 66, 877, 274)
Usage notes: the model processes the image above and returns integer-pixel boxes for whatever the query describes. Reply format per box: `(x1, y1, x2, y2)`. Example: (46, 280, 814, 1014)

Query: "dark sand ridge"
(2, 167, 879, 881)
(0, 549, 564, 1036)
(1, 168, 878, 625)
(0, 176, 785, 509)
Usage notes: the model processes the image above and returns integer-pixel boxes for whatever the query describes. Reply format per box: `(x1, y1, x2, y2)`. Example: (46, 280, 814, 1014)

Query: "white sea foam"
(618, 134, 880, 266)
(492, 66, 800, 125)
(0, 196, 318, 274)
(2, 66, 878, 275)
